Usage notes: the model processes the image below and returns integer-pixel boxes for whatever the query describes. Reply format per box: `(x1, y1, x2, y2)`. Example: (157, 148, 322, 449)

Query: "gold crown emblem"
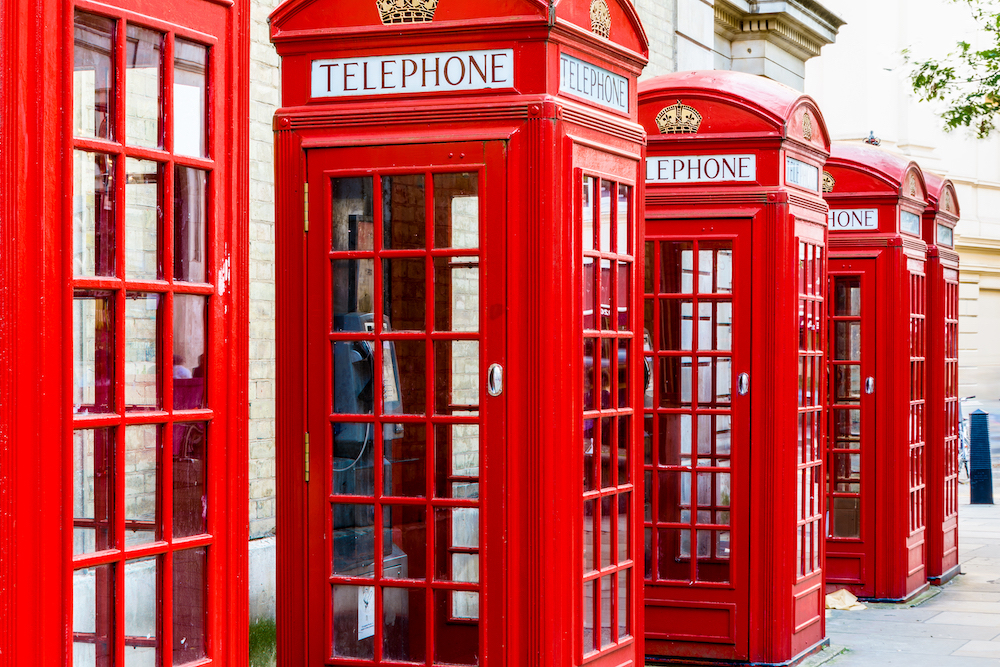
(376, 0, 439, 24)
(909, 174, 917, 197)
(822, 170, 835, 193)
(590, 0, 611, 38)
(655, 100, 702, 134)
(942, 189, 954, 213)
(803, 112, 813, 140)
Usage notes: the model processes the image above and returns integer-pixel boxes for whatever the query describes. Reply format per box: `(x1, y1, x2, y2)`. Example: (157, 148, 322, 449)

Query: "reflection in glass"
(699, 243, 733, 294)
(332, 177, 374, 251)
(383, 174, 425, 250)
(434, 340, 479, 415)
(173, 421, 207, 538)
(660, 413, 691, 467)
(173, 294, 207, 410)
(73, 564, 114, 666)
(834, 409, 861, 446)
(333, 421, 375, 497)
(834, 365, 861, 402)
(584, 499, 596, 572)
(125, 293, 160, 409)
(74, 428, 114, 554)
(333, 585, 375, 659)
(434, 257, 479, 332)
(384, 423, 426, 497)
(74, 293, 115, 413)
(173, 166, 206, 283)
(659, 356, 692, 408)
(832, 497, 860, 538)
(658, 527, 690, 581)
(617, 262, 630, 331)
(660, 300, 692, 351)
(125, 25, 163, 148)
(435, 423, 479, 499)
(124, 557, 158, 666)
(600, 260, 612, 330)
(125, 159, 161, 280)
(583, 579, 596, 652)
(384, 505, 426, 579)
(173, 39, 207, 157)
(618, 492, 630, 562)
(125, 425, 158, 546)
(74, 12, 114, 140)
(658, 471, 690, 523)
(618, 416, 630, 485)
(393, 340, 427, 416)
(383, 588, 426, 662)
(173, 547, 207, 663)
(617, 570, 629, 639)
(434, 172, 479, 249)
(74, 151, 116, 277)
(600, 574, 613, 646)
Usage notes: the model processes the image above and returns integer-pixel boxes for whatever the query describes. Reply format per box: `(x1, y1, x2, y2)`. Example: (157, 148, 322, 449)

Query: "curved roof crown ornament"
(655, 100, 702, 134)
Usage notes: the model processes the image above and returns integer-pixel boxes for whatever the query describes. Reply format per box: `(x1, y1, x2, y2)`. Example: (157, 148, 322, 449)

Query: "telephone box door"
(826, 260, 877, 596)
(643, 219, 751, 660)
(304, 142, 506, 665)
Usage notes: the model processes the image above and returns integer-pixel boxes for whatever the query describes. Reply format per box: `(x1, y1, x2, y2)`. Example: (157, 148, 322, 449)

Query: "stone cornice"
(716, 0, 844, 60)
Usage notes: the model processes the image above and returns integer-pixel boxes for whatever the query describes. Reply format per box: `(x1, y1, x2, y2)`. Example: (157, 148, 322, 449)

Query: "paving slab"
(953, 640, 1000, 659)
(826, 617, 1000, 641)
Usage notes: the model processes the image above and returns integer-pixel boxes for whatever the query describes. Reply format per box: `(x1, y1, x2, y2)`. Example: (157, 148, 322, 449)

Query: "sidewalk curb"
(798, 645, 849, 667)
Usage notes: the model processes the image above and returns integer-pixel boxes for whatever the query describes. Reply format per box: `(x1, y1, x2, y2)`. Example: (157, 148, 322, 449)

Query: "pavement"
(804, 406, 1000, 667)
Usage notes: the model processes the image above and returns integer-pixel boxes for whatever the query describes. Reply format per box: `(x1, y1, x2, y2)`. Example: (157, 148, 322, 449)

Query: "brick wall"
(248, 0, 281, 539)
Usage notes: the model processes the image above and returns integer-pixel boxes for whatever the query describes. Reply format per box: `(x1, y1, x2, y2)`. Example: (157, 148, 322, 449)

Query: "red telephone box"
(270, 1, 648, 665)
(639, 71, 830, 665)
(824, 144, 929, 601)
(921, 172, 961, 585)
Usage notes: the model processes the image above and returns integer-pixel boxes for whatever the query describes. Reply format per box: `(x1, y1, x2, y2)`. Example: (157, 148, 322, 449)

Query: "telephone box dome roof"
(827, 143, 927, 202)
(923, 170, 960, 219)
(638, 70, 829, 149)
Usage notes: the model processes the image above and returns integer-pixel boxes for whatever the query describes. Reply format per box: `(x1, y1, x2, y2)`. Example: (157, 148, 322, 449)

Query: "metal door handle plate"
(738, 372, 750, 396)
(487, 363, 504, 397)
(865, 376, 875, 394)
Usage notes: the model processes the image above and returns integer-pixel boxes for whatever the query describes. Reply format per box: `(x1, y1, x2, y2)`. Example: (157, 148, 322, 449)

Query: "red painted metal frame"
(921, 172, 961, 586)
(0, 0, 249, 664)
(639, 71, 830, 666)
(270, 0, 647, 665)
(823, 144, 929, 602)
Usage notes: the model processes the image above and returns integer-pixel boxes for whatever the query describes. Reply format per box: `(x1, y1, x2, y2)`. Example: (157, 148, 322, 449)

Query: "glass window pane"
(835, 321, 861, 361)
(435, 507, 479, 578)
(384, 505, 426, 579)
(383, 258, 426, 331)
(617, 569, 629, 639)
(333, 585, 375, 659)
(835, 279, 861, 316)
(74, 12, 114, 140)
(125, 159, 161, 280)
(332, 177, 374, 251)
(434, 590, 479, 663)
(173, 40, 207, 158)
(383, 588, 426, 662)
(434, 172, 479, 249)
(584, 499, 596, 572)
(172, 547, 207, 664)
(659, 356, 692, 408)
(834, 365, 861, 403)
(600, 574, 613, 646)
(125, 425, 159, 547)
(384, 423, 426, 497)
(583, 579, 596, 652)
(618, 492, 630, 562)
(74, 293, 115, 414)
(832, 497, 860, 538)
(434, 340, 478, 416)
(435, 423, 479, 499)
(333, 341, 375, 416)
(124, 557, 159, 666)
(173, 294, 207, 409)
(582, 176, 596, 252)
(74, 151, 116, 277)
(73, 564, 115, 665)
(173, 421, 207, 538)
(125, 25, 163, 148)
(332, 260, 374, 330)
(434, 257, 479, 332)
(332, 503, 375, 577)
(660, 241, 694, 294)
(125, 293, 160, 409)
(74, 428, 115, 554)
(617, 262, 630, 331)
(600, 260, 612, 330)
(617, 184, 630, 254)
(383, 174, 425, 250)
(173, 166, 207, 283)
(332, 421, 375, 497)
(658, 527, 691, 581)
(599, 180, 612, 252)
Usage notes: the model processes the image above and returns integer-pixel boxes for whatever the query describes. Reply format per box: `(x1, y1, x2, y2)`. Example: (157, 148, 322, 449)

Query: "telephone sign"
(559, 53, 629, 113)
(828, 209, 878, 230)
(645, 154, 756, 183)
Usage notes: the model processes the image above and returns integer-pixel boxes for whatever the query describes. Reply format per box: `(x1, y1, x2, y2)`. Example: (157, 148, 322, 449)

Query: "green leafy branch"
(904, 0, 1000, 138)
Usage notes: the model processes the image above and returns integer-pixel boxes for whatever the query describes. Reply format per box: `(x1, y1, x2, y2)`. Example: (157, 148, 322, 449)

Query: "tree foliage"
(905, 0, 1000, 138)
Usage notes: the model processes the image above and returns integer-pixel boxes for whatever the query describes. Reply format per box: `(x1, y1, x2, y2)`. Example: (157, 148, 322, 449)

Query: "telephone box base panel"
(645, 639, 831, 667)
(855, 582, 930, 604)
(928, 565, 961, 586)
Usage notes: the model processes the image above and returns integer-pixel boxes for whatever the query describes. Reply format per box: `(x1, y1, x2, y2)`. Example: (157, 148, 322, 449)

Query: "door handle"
(487, 363, 504, 397)
(865, 376, 875, 395)
(737, 372, 750, 396)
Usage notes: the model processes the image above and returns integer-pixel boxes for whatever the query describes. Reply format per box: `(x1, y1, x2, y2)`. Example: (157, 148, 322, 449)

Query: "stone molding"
(715, 0, 844, 61)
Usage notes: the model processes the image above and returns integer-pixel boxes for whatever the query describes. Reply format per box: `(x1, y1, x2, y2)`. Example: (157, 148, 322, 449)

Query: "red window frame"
(908, 266, 927, 535)
(580, 171, 636, 661)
